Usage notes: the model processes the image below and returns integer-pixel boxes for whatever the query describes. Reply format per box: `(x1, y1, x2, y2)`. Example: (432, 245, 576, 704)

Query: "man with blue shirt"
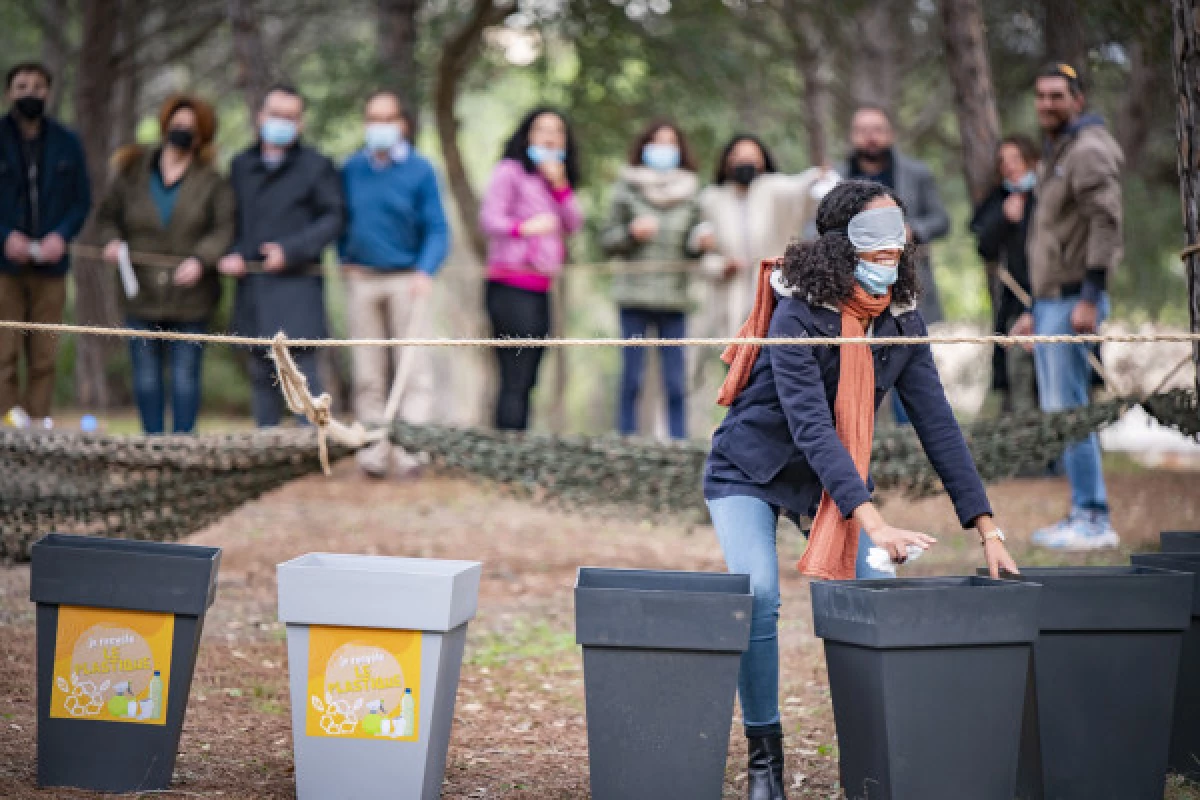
(340, 90, 449, 478)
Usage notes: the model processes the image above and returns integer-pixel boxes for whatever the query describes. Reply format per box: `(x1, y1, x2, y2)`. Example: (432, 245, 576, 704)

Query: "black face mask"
(854, 146, 890, 165)
(166, 128, 195, 151)
(14, 95, 45, 121)
(730, 163, 759, 187)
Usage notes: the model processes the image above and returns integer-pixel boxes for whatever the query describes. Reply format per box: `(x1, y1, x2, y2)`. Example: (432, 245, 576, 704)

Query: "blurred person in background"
(600, 120, 708, 440)
(218, 84, 344, 428)
(970, 134, 1040, 414)
(479, 107, 583, 432)
(339, 90, 448, 478)
(96, 94, 234, 434)
(0, 62, 90, 429)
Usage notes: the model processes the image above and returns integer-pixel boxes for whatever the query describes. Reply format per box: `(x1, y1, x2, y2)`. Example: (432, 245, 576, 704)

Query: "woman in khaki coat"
(95, 94, 234, 434)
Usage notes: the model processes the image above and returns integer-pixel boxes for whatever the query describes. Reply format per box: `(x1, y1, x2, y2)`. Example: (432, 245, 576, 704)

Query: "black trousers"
(485, 281, 550, 431)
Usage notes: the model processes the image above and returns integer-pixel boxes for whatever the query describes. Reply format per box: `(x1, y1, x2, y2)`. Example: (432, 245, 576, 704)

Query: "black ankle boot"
(746, 733, 786, 800)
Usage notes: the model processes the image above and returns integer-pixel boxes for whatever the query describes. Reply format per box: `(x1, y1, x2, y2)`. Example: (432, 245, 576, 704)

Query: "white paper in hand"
(866, 544, 926, 575)
(117, 242, 139, 299)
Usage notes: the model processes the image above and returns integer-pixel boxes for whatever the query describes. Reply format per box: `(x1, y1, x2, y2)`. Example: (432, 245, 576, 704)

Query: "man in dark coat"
(219, 84, 344, 428)
(0, 62, 90, 425)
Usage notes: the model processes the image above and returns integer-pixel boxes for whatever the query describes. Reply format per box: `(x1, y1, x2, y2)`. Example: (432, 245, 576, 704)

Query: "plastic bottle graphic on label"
(401, 689, 415, 737)
(148, 671, 163, 720)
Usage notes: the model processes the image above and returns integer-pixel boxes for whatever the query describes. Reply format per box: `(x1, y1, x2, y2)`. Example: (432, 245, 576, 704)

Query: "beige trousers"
(344, 269, 435, 475)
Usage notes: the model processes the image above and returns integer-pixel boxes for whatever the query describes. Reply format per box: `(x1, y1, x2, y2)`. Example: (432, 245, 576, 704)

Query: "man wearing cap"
(1011, 63, 1124, 550)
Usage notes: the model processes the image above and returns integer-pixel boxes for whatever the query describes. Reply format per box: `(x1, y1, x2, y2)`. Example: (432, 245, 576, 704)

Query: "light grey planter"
(575, 567, 752, 800)
(278, 554, 482, 800)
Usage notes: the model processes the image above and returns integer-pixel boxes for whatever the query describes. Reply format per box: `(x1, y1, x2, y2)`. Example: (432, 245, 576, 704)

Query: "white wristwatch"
(981, 529, 1007, 545)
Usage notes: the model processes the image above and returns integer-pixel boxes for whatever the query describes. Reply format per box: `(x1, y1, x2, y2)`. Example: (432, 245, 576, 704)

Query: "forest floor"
(1, 464, 1199, 799)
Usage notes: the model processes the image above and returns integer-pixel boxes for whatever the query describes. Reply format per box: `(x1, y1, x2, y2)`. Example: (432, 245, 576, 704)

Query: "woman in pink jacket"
(479, 107, 583, 431)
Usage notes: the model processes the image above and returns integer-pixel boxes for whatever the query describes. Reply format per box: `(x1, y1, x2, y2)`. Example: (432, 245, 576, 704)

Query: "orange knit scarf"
(718, 262, 892, 580)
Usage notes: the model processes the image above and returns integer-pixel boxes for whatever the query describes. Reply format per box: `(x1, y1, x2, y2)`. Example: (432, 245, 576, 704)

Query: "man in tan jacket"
(1012, 63, 1123, 550)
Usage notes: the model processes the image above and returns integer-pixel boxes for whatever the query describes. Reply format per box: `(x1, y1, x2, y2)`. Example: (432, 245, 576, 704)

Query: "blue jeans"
(618, 308, 687, 439)
(1032, 295, 1109, 513)
(127, 318, 207, 434)
(707, 494, 890, 735)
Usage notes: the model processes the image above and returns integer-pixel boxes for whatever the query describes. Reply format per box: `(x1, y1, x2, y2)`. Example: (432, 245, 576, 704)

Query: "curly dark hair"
(501, 106, 582, 188)
(780, 179, 919, 309)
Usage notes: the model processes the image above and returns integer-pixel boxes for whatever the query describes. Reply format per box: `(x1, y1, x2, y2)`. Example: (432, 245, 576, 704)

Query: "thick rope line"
(2, 318, 1199, 349)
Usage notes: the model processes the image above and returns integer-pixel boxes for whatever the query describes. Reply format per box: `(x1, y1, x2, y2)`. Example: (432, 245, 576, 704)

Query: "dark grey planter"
(812, 576, 1041, 800)
(575, 567, 751, 800)
(30, 534, 220, 792)
(1162, 531, 1200, 553)
(1131, 553, 1200, 782)
(1001, 566, 1194, 800)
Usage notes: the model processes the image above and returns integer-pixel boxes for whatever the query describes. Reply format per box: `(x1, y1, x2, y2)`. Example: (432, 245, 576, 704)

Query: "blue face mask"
(1003, 171, 1036, 193)
(365, 123, 402, 154)
(642, 143, 681, 171)
(260, 117, 298, 147)
(855, 259, 898, 296)
(527, 145, 565, 165)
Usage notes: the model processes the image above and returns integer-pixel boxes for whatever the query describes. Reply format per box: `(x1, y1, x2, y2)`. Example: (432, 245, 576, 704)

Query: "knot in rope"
(268, 333, 385, 475)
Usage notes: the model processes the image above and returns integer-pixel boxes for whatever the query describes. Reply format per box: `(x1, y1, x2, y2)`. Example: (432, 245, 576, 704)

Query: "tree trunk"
(1043, 0, 1087, 76)
(228, 0, 273, 114)
(784, 8, 833, 167)
(112, 0, 144, 152)
(73, 0, 122, 409)
(851, 0, 899, 117)
(433, 0, 514, 261)
(940, 0, 1001, 206)
(376, 0, 422, 130)
(40, 0, 71, 118)
(1171, 0, 1200, 394)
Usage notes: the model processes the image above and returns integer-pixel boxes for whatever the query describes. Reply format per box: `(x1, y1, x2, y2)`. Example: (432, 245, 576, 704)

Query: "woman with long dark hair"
(479, 107, 583, 431)
(704, 179, 1018, 800)
(600, 119, 707, 439)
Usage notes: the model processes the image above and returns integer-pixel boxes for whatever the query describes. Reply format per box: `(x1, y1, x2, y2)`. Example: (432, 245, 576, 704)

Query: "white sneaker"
(1042, 512, 1120, 552)
(1032, 512, 1085, 547)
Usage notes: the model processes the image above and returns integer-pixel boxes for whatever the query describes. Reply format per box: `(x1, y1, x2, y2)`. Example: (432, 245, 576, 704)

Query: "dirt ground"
(1, 465, 1199, 799)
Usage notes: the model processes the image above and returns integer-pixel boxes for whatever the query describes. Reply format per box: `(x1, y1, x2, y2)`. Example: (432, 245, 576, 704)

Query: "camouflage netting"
(1, 390, 1195, 562)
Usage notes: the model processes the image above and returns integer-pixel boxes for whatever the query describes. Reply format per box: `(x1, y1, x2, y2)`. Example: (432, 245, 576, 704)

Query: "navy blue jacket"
(0, 114, 91, 276)
(704, 292, 992, 528)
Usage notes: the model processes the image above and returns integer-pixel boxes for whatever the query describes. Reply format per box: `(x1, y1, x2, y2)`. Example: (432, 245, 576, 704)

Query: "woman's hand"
(173, 257, 204, 287)
(519, 212, 560, 237)
(102, 239, 124, 264)
(976, 515, 1019, 579)
(539, 159, 568, 190)
(983, 539, 1019, 579)
(854, 503, 936, 564)
(629, 215, 660, 243)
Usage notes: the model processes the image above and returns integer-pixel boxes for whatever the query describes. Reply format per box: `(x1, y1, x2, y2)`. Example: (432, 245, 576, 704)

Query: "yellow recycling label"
(305, 625, 422, 742)
(50, 606, 174, 725)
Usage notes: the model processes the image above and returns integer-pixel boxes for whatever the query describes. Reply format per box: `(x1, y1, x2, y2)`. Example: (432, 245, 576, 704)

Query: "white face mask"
(365, 122, 402, 153)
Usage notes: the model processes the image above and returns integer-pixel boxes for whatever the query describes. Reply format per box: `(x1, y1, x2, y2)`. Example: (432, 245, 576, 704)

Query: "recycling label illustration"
(305, 626, 422, 742)
(50, 606, 174, 725)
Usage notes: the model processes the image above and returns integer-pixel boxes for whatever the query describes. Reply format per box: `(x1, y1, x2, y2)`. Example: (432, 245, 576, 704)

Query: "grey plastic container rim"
(277, 552, 482, 632)
(30, 533, 221, 616)
(812, 575, 1042, 650)
(575, 567, 753, 653)
(982, 565, 1194, 632)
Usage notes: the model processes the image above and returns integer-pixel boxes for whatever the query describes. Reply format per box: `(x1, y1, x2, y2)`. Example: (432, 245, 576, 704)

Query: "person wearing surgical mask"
(94, 94, 234, 434)
(969, 134, 1041, 415)
(705, 180, 1018, 800)
(0, 61, 90, 429)
(218, 84, 345, 428)
(479, 107, 584, 432)
(600, 120, 708, 440)
(338, 90, 449, 478)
